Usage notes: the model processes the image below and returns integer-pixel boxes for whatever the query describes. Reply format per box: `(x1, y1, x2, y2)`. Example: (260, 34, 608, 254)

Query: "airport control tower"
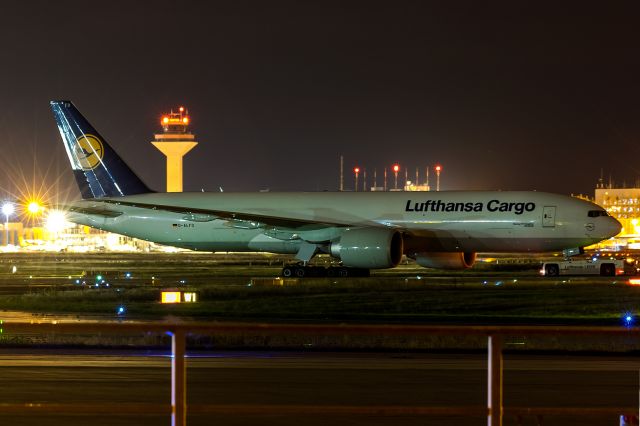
(151, 107, 198, 192)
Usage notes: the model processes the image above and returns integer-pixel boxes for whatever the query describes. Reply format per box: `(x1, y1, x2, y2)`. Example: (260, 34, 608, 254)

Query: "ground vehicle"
(540, 258, 625, 276)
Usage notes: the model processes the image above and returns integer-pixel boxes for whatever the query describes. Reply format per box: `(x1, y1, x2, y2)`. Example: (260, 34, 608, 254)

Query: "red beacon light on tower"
(160, 106, 191, 133)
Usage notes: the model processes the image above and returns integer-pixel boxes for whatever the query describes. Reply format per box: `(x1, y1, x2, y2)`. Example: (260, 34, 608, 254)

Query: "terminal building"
(592, 178, 640, 249)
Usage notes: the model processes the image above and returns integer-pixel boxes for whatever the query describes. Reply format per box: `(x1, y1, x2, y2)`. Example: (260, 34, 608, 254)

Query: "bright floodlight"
(27, 201, 41, 214)
(2, 203, 14, 216)
(45, 210, 68, 232)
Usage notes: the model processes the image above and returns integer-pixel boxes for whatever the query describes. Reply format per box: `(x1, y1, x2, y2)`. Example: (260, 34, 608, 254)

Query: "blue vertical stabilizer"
(50, 100, 151, 199)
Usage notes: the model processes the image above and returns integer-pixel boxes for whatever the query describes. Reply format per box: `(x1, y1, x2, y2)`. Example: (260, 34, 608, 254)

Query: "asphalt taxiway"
(0, 350, 637, 426)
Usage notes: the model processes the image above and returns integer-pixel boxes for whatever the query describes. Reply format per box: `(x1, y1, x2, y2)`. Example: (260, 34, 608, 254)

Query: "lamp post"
(435, 165, 442, 191)
(2, 202, 14, 246)
(393, 164, 400, 190)
(354, 167, 360, 192)
(362, 169, 367, 192)
(384, 168, 388, 191)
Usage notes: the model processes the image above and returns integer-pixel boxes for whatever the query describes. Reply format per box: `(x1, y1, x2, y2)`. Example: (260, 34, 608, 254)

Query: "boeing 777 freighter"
(50, 101, 621, 277)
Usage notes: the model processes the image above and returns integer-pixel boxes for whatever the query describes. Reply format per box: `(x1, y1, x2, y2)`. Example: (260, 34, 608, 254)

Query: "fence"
(2, 322, 639, 426)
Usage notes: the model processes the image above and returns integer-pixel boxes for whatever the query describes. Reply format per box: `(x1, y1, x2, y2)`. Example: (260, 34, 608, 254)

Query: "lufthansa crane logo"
(74, 135, 104, 170)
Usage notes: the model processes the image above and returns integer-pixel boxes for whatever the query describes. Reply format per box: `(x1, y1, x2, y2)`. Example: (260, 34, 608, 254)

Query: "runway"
(0, 350, 637, 426)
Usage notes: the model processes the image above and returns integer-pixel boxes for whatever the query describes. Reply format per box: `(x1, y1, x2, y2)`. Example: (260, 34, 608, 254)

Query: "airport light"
(162, 291, 181, 304)
(435, 164, 442, 192)
(354, 167, 360, 192)
(384, 168, 387, 191)
(161, 290, 198, 304)
(393, 164, 399, 190)
(27, 201, 42, 215)
(362, 169, 367, 192)
(45, 210, 68, 233)
(2, 202, 14, 246)
(2, 203, 14, 217)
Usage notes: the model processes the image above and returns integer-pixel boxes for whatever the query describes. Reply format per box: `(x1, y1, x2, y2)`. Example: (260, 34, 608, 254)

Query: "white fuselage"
(65, 191, 621, 254)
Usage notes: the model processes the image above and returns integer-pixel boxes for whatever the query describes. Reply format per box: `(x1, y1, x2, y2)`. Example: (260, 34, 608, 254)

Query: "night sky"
(1, 1, 639, 201)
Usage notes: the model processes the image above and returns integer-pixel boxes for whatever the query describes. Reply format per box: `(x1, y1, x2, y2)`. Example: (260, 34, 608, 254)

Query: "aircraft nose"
(603, 217, 622, 238)
(585, 216, 621, 239)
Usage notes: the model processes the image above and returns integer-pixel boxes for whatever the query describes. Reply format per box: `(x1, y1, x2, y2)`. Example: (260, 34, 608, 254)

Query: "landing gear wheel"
(600, 263, 615, 277)
(282, 266, 294, 277)
(283, 265, 369, 278)
(545, 264, 559, 277)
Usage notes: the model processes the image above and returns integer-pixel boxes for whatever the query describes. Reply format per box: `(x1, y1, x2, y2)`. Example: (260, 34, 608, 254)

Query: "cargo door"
(543, 206, 556, 227)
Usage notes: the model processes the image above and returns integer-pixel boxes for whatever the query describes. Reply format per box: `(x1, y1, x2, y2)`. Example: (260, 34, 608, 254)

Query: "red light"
(393, 165, 399, 172)
(435, 165, 442, 172)
(354, 167, 360, 173)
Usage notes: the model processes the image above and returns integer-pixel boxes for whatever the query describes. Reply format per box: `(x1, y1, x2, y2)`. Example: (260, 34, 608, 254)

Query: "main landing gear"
(281, 264, 370, 278)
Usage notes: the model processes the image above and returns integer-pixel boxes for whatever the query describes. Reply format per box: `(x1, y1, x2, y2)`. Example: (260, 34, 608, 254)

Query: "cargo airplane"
(51, 101, 621, 277)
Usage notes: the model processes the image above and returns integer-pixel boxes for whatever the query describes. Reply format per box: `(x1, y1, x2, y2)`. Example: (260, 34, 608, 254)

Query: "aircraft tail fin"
(50, 100, 152, 199)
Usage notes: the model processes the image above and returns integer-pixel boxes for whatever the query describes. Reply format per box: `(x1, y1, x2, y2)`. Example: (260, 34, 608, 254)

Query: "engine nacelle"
(415, 252, 476, 270)
(331, 228, 403, 269)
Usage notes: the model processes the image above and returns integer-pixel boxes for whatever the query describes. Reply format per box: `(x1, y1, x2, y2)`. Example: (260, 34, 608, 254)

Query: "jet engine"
(414, 252, 476, 269)
(330, 228, 403, 269)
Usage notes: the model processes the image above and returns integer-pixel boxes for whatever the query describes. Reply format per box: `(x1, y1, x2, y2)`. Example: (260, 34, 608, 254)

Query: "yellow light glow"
(161, 291, 181, 303)
(182, 117, 189, 124)
(27, 201, 41, 214)
(162, 116, 169, 124)
(183, 292, 197, 302)
(629, 278, 640, 286)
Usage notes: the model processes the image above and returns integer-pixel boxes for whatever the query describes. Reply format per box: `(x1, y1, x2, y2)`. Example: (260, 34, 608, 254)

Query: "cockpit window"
(588, 210, 608, 217)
